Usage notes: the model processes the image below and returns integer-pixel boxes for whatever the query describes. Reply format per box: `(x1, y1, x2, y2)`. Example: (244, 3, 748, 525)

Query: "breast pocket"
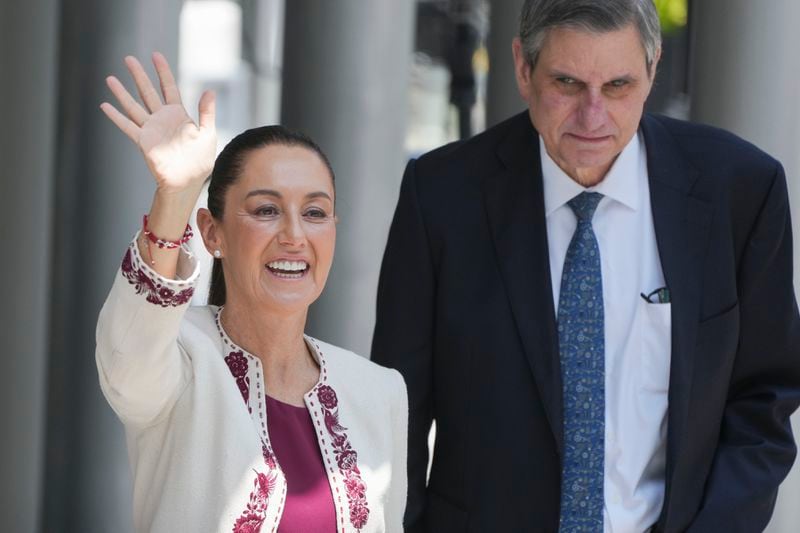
(694, 302, 739, 380)
(638, 299, 672, 394)
(696, 302, 739, 350)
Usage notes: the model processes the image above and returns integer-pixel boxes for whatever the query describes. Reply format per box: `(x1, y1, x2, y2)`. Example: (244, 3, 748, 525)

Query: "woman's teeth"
(266, 260, 308, 277)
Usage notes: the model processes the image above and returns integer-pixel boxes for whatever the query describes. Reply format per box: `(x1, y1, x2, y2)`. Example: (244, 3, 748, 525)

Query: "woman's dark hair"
(207, 125, 335, 307)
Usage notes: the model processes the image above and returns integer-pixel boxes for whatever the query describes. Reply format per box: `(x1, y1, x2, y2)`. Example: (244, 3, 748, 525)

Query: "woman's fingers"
(105, 75, 149, 126)
(124, 55, 163, 113)
(198, 90, 216, 130)
(152, 52, 182, 106)
(100, 102, 140, 143)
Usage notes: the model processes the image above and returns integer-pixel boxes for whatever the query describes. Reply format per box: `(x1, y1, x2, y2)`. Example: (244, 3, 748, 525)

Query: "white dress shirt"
(541, 132, 672, 533)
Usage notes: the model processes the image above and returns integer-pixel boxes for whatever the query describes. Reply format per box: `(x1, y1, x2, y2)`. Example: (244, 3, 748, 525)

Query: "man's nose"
(577, 89, 608, 131)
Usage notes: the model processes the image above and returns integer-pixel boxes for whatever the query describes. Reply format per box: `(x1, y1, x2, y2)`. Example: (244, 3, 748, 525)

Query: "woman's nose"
(278, 214, 307, 247)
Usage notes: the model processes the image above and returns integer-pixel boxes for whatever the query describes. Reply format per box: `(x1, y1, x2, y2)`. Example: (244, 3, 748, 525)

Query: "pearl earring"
(213, 250, 222, 258)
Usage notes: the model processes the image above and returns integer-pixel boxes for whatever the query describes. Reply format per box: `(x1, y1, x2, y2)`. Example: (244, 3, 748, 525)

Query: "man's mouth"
(568, 133, 612, 143)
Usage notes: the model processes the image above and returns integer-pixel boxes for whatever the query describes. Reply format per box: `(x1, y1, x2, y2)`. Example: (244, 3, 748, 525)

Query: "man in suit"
(372, 0, 800, 531)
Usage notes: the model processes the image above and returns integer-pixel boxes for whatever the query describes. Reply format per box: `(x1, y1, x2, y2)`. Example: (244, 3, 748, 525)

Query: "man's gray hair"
(519, 0, 662, 73)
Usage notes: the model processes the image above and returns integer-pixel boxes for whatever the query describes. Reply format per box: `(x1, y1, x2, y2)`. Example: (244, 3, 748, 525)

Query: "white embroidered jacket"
(95, 240, 408, 533)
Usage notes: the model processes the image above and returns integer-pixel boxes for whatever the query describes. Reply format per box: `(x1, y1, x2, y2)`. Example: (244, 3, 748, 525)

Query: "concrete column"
(242, 0, 284, 127)
(281, 0, 415, 356)
(0, 1, 58, 531)
(690, 1, 800, 531)
(485, 0, 525, 128)
(43, 0, 181, 530)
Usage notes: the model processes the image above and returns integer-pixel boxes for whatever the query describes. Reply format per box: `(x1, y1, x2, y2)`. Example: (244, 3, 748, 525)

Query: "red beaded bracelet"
(142, 215, 193, 249)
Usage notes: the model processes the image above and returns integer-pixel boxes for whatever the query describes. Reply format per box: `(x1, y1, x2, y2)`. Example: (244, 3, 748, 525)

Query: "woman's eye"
(304, 208, 328, 219)
(255, 205, 279, 217)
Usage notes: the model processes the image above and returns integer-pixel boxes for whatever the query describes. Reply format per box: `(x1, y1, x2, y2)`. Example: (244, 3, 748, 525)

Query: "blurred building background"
(1, 0, 798, 530)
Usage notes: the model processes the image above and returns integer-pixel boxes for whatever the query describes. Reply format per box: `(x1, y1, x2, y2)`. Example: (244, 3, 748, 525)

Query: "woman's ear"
(197, 208, 223, 256)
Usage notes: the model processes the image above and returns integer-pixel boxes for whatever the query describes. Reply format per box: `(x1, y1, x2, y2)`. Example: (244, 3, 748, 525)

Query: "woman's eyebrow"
(246, 188, 281, 199)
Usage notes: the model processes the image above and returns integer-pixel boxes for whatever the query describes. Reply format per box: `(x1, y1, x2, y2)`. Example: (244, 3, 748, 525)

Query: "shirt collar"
(541, 131, 644, 216)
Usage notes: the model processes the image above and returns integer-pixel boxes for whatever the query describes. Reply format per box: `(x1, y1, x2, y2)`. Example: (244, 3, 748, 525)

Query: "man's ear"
(512, 37, 533, 100)
(649, 45, 662, 80)
(197, 208, 223, 256)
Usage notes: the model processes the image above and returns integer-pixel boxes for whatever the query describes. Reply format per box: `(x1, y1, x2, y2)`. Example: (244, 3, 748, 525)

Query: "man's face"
(513, 24, 659, 186)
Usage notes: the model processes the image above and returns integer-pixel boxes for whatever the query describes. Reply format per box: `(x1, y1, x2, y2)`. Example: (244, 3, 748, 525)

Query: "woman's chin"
(256, 283, 321, 314)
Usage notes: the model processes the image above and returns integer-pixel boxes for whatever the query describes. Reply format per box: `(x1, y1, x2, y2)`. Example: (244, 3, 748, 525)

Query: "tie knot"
(568, 191, 603, 222)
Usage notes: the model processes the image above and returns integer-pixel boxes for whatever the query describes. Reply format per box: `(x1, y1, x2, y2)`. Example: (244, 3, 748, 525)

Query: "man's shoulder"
(414, 111, 531, 174)
(643, 113, 779, 170)
(644, 114, 784, 226)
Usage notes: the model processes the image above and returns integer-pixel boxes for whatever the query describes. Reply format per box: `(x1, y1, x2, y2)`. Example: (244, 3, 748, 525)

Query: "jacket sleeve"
(385, 369, 409, 533)
(95, 237, 199, 429)
(371, 159, 435, 531)
(688, 164, 800, 532)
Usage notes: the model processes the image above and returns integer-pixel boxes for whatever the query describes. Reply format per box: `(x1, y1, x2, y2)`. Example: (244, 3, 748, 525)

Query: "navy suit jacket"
(372, 112, 800, 532)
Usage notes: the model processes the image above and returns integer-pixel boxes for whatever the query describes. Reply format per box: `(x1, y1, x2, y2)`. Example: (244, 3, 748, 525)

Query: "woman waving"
(96, 53, 407, 533)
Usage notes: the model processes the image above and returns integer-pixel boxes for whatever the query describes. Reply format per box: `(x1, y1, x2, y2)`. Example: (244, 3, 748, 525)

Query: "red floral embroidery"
(318, 384, 338, 409)
(337, 449, 359, 471)
(262, 443, 277, 470)
(344, 476, 367, 499)
(232, 512, 263, 533)
(232, 470, 277, 533)
(225, 351, 250, 405)
(121, 248, 194, 307)
(220, 315, 282, 533)
(316, 385, 370, 530)
(350, 503, 370, 530)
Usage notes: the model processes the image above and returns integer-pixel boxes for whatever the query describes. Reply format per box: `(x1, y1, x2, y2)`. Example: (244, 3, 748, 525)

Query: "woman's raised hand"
(101, 52, 216, 195)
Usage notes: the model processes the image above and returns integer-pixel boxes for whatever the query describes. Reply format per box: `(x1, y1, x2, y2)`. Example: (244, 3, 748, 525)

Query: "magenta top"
(266, 395, 337, 532)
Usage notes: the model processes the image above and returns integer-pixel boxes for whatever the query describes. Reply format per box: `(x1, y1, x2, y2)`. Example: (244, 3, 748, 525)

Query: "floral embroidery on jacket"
(121, 247, 194, 307)
(232, 469, 277, 533)
(262, 443, 277, 471)
(225, 351, 250, 407)
(226, 355, 279, 533)
(316, 384, 370, 530)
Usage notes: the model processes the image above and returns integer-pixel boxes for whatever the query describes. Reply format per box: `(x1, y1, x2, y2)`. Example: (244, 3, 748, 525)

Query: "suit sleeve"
(372, 159, 435, 531)
(95, 237, 197, 429)
(688, 164, 800, 532)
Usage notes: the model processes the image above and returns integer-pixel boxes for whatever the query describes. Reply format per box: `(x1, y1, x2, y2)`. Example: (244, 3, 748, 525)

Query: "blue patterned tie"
(557, 191, 605, 532)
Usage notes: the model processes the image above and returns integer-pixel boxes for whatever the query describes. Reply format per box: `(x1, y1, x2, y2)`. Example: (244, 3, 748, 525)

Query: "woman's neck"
(220, 298, 319, 405)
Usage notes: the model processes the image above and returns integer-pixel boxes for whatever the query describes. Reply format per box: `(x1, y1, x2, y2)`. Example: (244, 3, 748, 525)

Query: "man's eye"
(609, 79, 629, 88)
(557, 77, 577, 85)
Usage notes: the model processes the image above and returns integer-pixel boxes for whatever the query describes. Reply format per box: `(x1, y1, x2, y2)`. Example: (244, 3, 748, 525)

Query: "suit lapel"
(641, 115, 712, 528)
(481, 115, 564, 454)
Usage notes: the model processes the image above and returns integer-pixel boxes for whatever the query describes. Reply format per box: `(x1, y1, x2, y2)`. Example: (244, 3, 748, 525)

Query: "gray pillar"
(44, 0, 181, 530)
(690, 1, 800, 531)
(0, 1, 58, 531)
(485, 0, 525, 128)
(242, 0, 284, 127)
(282, 0, 415, 356)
